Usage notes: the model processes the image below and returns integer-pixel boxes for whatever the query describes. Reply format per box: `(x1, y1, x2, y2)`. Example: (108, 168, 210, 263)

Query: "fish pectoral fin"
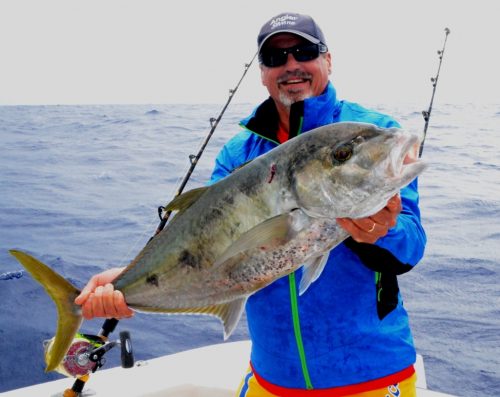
(299, 253, 330, 295)
(214, 210, 309, 268)
(163, 186, 209, 213)
(9, 250, 83, 373)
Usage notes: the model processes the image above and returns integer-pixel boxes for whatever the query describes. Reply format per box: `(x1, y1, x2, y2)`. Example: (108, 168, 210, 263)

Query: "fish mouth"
(388, 132, 427, 185)
(350, 132, 427, 219)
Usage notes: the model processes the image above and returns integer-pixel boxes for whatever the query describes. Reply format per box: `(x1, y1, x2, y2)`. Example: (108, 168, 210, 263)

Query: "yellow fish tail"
(9, 250, 82, 372)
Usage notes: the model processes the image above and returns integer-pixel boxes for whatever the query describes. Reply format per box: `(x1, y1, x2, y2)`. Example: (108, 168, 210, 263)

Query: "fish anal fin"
(9, 250, 83, 372)
(135, 298, 247, 340)
(217, 298, 247, 339)
(299, 253, 330, 295)
(164, 186, 209, 213)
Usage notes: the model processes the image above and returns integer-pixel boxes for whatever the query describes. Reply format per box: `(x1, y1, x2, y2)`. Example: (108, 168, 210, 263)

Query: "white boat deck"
(1, 341, 456, 397)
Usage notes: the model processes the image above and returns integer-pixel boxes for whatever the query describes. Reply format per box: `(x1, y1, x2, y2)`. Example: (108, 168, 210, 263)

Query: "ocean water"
(0, 102, 499, 396)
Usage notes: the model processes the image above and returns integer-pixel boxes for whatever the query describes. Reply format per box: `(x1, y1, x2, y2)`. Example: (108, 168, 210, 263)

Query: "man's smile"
(280, 78, 309, 85)
(277, 71, 313, 87)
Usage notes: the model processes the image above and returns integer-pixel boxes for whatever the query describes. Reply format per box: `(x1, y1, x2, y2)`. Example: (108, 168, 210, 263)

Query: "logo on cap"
(269, 14, 298, 30)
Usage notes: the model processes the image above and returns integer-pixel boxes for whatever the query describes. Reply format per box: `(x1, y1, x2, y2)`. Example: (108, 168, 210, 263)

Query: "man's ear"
(326, 52, 332, 75)
(260, 64, 266, 85)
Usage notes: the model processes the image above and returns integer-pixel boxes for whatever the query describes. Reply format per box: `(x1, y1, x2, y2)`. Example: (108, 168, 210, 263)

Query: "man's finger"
(386, 195, 402, 213)
(90, 286, 106, 317)
(102, 283, 117, 318)
(75, 277, 99, 305)
(75, 268, 124, 305)
(114, 290, 134, 318)
(81, 293, 95, 320)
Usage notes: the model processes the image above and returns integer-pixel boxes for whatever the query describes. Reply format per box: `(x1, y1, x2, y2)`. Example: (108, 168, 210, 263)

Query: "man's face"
(260, 34, 331, 109)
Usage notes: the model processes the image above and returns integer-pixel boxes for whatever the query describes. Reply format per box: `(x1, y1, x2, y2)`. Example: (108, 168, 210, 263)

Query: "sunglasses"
(259, 43, 328, 68)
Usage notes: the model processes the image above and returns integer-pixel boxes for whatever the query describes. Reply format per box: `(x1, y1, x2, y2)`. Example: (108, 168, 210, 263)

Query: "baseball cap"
(257, 12, 327, 51)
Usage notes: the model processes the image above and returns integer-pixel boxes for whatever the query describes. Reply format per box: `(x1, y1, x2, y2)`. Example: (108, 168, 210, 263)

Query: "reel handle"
(88, 331, 134, 368)
(100, 318, 119, 338)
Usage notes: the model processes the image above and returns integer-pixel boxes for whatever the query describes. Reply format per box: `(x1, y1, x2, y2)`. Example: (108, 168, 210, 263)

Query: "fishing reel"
(43, 319, 136, 397)
(45, 331, 134, 378)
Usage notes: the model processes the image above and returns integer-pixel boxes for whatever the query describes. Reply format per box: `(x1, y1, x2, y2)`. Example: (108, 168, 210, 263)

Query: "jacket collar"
(240, 82, 340, 143)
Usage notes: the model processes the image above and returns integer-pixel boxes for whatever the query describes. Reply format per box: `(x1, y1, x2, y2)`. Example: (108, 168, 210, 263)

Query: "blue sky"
(0, 0, 498, 105)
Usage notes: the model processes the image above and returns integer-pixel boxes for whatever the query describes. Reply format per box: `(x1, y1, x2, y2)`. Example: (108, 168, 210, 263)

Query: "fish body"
(10, 121, 426, 372)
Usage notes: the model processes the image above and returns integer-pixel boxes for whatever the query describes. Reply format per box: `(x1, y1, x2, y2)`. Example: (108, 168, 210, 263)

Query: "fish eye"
(332, 143, 353, 164)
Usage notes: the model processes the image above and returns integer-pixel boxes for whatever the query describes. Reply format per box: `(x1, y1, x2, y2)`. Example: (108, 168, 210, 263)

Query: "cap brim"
(258, 30, 321, 52)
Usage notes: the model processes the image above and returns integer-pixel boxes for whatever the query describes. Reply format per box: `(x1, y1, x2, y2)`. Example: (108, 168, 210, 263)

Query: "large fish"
(10, 122, 426, 373)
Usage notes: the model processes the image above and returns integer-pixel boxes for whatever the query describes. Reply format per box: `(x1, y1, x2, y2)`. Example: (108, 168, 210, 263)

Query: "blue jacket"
(209, 82, 426, 389)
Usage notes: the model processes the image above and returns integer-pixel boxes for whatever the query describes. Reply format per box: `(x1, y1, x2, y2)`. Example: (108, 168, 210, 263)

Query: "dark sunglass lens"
(293, 44, 320, 62)
(261, 49, 288, 67)
(260, 44, 324, 67)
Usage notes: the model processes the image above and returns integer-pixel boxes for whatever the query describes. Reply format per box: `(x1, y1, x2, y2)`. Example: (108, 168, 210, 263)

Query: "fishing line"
(116, 121, 217, 267)
(115, 151, 195, 268)
(153, 51, 258, 236)
(115, 52, 258, 268)
(419, 27, 450, 157)
(62, 51, 258, 397)
(82, 53, 259, 394)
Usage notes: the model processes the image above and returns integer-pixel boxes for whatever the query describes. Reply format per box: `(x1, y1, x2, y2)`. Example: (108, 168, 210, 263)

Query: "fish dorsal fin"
(231, 159, 253, 173)
(299, 253, 330, 295)
(134, 298, 247, 340)
(213, 210, 311, 268)
(163, 186, 209, 213)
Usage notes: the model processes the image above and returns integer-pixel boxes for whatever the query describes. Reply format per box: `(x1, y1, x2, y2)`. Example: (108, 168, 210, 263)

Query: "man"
(76, 12, 426, 397)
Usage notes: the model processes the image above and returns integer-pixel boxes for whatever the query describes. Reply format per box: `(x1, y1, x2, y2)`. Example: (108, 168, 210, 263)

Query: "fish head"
(291, 122, 427, 218)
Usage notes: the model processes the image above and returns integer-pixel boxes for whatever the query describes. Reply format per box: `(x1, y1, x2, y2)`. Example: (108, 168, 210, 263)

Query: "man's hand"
(337, 194, 402, 244)
(74, 267, 134, 320)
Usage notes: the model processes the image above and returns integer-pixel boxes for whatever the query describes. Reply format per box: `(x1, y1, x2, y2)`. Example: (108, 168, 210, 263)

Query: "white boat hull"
(0, 341, 456, 397)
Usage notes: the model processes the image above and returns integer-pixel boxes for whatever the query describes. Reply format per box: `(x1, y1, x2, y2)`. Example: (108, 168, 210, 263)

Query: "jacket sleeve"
(375, 178, 426, 266)
(344, 178, 426, 274)
(343, 178, 426, 319)
(208, 132, 248, 185)
(342, 112, 426, 273)
(209, 130, 271, 185)
(209, 145, 234, 185)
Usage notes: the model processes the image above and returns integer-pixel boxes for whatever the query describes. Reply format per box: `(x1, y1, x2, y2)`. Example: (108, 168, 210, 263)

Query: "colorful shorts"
(236, 366, 417, 397)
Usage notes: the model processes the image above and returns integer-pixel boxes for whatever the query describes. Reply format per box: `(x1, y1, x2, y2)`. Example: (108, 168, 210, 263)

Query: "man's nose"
(284, 53, 301, 69)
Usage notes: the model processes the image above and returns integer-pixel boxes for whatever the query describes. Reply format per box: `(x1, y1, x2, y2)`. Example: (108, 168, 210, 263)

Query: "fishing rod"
(154, 51, 258, 235)
(62, 53, 258, 397)
(419, 27, 450, 157)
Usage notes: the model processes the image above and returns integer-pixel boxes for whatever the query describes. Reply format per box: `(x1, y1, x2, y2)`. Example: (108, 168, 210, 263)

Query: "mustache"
(277, 71, 313, 84)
